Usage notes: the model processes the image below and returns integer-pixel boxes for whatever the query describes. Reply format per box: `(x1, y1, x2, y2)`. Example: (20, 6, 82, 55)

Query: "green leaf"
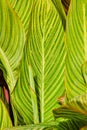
(11, 0, 66, 124)
(53, 107, 87, 129)
(28, 0, 66, 123)
(8, 0, 36, 35)
(0, 0, 25, 92)
(3, 119, 79, 130)
(65, 0, 87, 99)
(3, 121, 60, 130)
(0, 99, 12, 130)
(29, 65, 39, 124)
(11, 53, 34, 124)
(51, 0, 66, 25)
(65, 93, 87, 114)
(53, 107, 87, 121)
(82, 62, 87, 84)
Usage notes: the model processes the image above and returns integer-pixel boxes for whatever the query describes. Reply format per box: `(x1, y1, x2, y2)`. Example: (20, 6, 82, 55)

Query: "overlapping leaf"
(65, 0, 87, 99)
(53, 1, 87, 129)
(0, 0, 25, 92)
(8, 0, 36, 35)
(4, 118, 84, 130)
(61, 0, 70, 14)
(27, 0, 66, 123)
(3, 118, 79, 130)
(3, 120, 61, 130)
(11, 49, 37, 124)
(51, 0, 66, 23)
(65, 93, 87, 114)
(0, 99, 12, 130)
(11, 0, 66, 124)
(1, 0, 87, 129)
(53, 107, 87, 130)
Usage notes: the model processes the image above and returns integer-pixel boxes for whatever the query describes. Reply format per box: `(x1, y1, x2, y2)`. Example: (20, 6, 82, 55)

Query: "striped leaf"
(0, 0, 25, 92)
(3, 120, 61, 130)
(8, 0, 36, 35)
(64, 93, 87, 114)
(51, 0, 66, 23)
(53, 107, 87, 129)
(28, 65, 39, 124)
(11, 0, 66, 124)
(65, 0, 87, 99)
(0, 99, 12, 130)
(57, 93, 87, 116)
(28, 0, 66, 123)
(3, 119, 79, 130)
(11, 51, 36, 124)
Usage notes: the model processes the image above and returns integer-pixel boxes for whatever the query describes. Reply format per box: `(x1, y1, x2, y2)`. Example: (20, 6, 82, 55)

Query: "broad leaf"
(11, 51, 36, 124)
(29, 65, 39, 124)
(3, 120, 61, 130)
(53, 107, 87, 129)
(51, 0, 66, 23)
(3, 118, 79, 130)
(57, 92, 87, 115)
(64, 93, 87, 114)
(0, 99, 12, 130)
(65, 0, 87, 99)
(0, 0, 25, 92)
(8, 0, 36, 35)
(28, 0, 66, 123)
(11, 0, 66, 124)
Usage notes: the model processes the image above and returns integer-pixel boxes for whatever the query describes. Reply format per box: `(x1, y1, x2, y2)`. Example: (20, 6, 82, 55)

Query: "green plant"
(0, 0, 87, 130)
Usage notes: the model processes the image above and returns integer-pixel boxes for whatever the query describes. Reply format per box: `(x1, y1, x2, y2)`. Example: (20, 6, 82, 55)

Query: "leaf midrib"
(41, 17, 45, 124)
(41, 1, 46, 122)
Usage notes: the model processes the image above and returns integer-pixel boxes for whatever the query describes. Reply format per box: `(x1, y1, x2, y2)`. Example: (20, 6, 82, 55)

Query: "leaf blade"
(53, 107, 87, 129)
(65, 0, 87, 99)
(0, 0, 25, 92)
(8, 0, 36, 35)
(28, 0, 66, 122)
(0, 99, 12, 130)
(29, 65, 39, 124)
(11, 0, 66, 124)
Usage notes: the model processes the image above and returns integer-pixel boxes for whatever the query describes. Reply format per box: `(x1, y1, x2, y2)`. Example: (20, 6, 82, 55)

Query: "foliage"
(0, 0, 87, 130)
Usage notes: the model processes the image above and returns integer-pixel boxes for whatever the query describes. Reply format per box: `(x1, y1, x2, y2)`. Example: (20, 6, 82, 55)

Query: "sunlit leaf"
(11, 51, 35, 124)
(3, 118, 79, 130)
(11, 0, 66, 124)
(27, 0, 66, 123)
(3, 120, 61, 130)
(0, 0, 25, 92)
(65, 0, 87, 99)
(29, 65, 39, 124)
(53, 107, 87, 129)
(0, 99, 12, 130)
(8, 0, 36, 35)
(51, 0, 66, 24)
(65, 93, 87, 114)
